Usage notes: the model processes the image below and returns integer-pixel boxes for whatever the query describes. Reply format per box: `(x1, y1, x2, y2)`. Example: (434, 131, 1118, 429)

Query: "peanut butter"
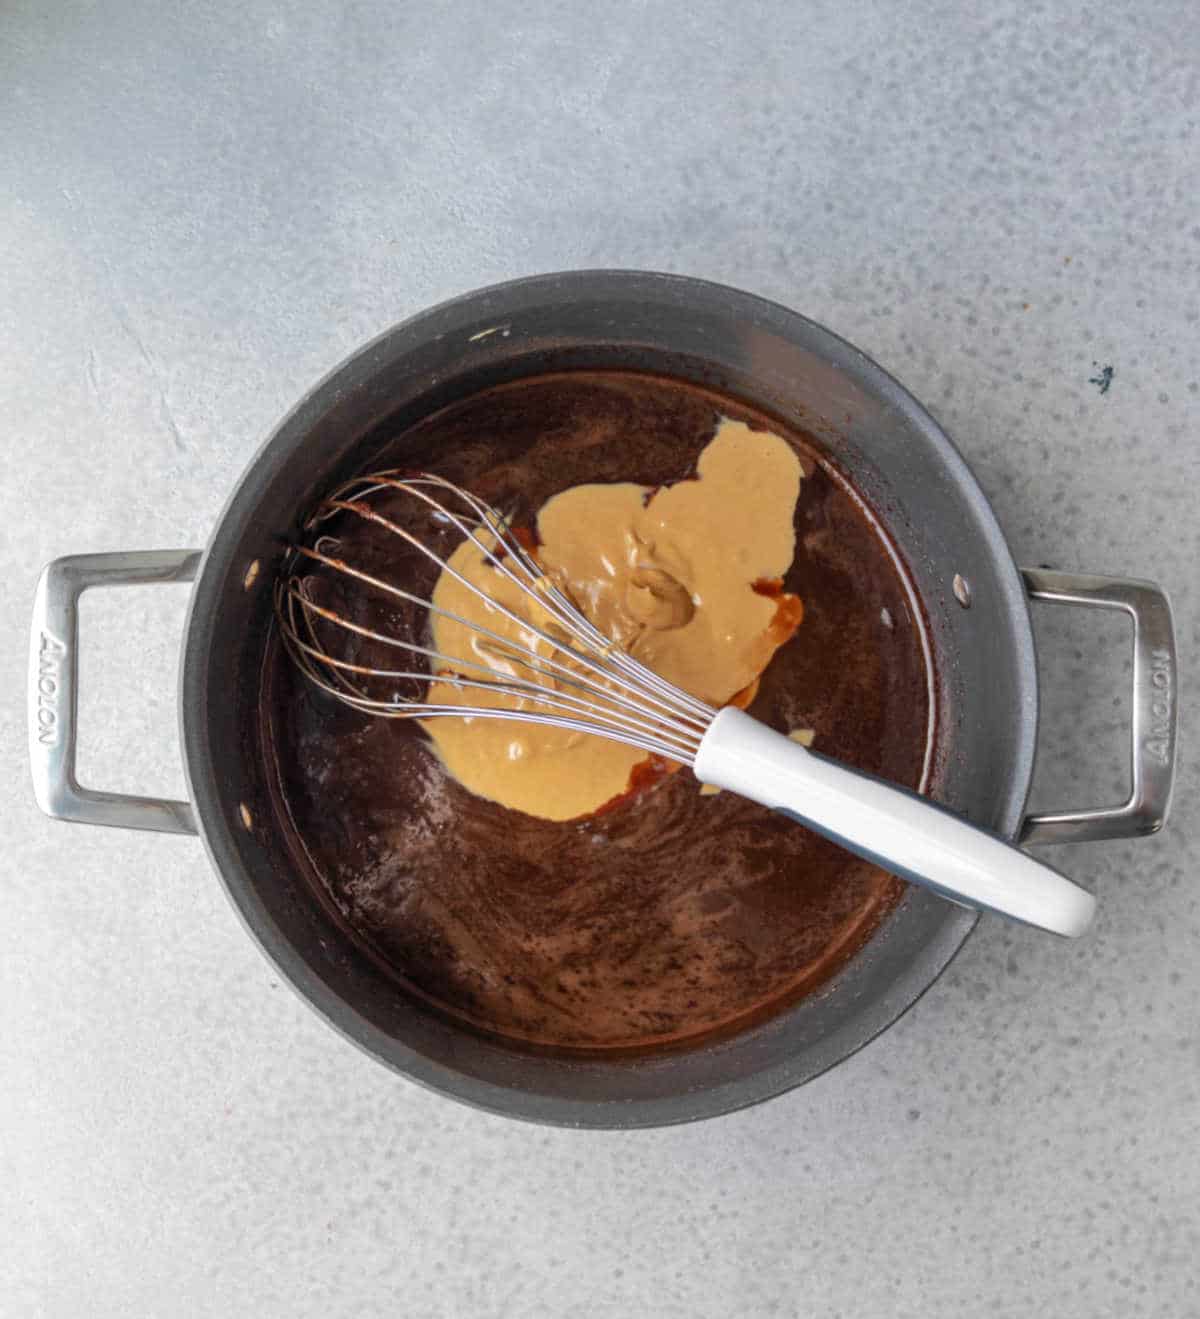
(423, 418, 803, 820)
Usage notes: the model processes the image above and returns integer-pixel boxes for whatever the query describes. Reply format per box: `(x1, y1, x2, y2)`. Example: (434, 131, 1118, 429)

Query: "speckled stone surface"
(2, 2, 1197, 1315)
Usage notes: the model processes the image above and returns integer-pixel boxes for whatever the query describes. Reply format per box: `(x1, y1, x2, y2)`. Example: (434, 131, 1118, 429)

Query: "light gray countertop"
(2, 2, 1197, 1315)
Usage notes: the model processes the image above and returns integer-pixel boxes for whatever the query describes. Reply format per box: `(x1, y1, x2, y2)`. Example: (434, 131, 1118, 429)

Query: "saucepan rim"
(176, 270, 1042, 1126)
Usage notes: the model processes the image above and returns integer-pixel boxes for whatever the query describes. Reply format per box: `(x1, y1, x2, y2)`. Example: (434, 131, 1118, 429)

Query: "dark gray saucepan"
(28, 271, 1178, 1127)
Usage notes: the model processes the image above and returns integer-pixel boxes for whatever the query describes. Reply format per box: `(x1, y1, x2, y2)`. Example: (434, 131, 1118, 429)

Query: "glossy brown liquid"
(263, 372, 936, 1051)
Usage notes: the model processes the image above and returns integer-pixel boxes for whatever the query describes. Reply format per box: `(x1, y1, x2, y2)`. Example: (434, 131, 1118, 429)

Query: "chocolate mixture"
(263, 372, 936, 1051)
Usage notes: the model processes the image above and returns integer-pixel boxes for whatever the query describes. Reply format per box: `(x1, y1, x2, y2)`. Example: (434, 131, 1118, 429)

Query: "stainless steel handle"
(1020, 568, 1178, 845)
(29, 550, 203, 835)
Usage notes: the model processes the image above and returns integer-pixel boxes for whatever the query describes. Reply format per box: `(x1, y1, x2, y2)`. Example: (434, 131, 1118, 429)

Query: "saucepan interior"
(180, 272, 1036, 1127)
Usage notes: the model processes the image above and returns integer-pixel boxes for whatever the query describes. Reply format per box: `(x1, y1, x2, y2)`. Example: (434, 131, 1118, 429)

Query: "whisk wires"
(275, 471, 716, 765)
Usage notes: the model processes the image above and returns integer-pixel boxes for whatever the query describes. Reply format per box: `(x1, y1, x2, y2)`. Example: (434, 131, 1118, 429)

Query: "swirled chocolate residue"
(263, 372, 936, 1051)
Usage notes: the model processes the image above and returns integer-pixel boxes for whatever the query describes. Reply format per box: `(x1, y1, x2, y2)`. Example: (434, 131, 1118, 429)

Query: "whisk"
(276, 470, 1096, 937)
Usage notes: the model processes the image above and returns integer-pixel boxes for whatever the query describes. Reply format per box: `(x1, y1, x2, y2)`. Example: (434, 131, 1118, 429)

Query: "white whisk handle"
(693, 707, 1096, 937)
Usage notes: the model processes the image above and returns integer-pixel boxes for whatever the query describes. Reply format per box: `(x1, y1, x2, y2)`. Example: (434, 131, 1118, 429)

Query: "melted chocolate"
(263, 372, 936, 1051)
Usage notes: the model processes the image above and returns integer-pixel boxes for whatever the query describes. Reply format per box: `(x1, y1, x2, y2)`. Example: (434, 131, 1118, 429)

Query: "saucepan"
(28, 271, 1178, 1127)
